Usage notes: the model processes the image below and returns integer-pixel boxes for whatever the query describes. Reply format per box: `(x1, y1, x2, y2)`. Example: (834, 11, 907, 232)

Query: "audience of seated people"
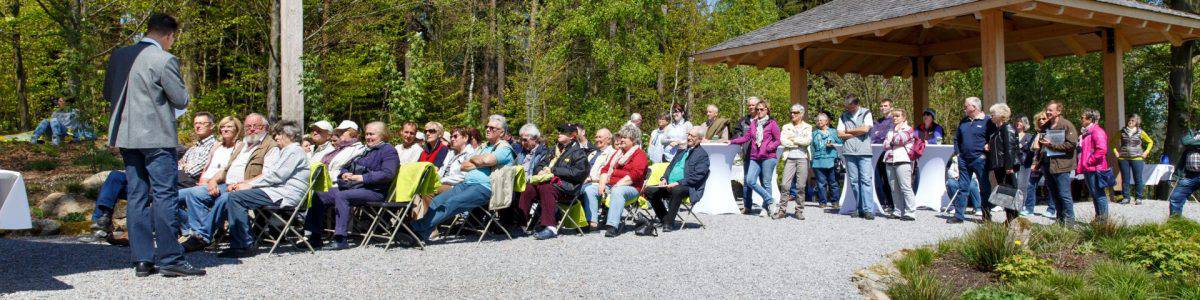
(512, 123, 592, 240)
(217, 120, 311, 258)
(305, 122, 399, 250)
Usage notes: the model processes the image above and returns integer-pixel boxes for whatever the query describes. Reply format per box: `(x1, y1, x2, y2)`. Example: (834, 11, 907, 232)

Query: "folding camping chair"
(359, 162, 439, 250)
(601, 164, 658, 233)
(643, 162, 706, 230)
(456, 165, 524, 242)
(253, 163, 330, 255)
(554, 190, 589, 236)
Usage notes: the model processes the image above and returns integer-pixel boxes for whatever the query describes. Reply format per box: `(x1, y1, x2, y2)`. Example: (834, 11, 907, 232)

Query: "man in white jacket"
(779, 104, 813, 219)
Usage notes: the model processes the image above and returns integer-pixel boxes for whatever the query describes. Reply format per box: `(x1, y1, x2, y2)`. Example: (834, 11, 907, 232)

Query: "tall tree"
(1166, 0, 1198, 173)
(4, 0, 29, 130)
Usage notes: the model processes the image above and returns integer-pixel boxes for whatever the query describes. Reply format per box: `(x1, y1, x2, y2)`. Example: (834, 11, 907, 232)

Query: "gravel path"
(2, 199, 1196, 298)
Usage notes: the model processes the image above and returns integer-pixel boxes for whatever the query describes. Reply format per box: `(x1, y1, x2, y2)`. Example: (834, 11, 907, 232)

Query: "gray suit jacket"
(104, 40, 189, 149)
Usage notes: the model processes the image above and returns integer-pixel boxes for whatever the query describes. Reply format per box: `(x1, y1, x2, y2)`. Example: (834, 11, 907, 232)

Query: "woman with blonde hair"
(986, 103, 1021, 223)
(882, 108, 916, 220)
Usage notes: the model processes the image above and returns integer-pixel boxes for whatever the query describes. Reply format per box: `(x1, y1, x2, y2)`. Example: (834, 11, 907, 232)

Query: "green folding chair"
(253, 163, 329, 255)
(360, 162, 439, 250)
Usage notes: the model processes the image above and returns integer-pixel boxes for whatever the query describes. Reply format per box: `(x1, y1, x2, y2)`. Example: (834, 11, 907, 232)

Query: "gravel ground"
(2, 199, 1197, 299)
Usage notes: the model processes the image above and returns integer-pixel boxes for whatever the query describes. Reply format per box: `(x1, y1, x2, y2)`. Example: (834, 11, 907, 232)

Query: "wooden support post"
(280, 0, 304, 124)
(788, 48, 809, 106)
(980, 9, 1007, 107)
(912, 56, 930, 117)
(1102, 28, 1125, 168)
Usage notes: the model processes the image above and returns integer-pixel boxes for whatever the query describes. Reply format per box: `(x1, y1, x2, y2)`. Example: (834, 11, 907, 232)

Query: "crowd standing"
(94, 13, 1200, 279)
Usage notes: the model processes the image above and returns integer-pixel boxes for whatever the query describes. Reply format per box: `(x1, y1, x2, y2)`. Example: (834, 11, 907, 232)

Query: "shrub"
(1121, 228, 1200, 278)
(25, 159, 58, 171)
(995, 253, 1053, 282)
(957, 223, 1016, 271)
(58, 212, 86, 223)
(887, 270, 953, 300)
(960, 287, 1032, 300)
(30, 207, 46, 219)
(73, 148, 123, 170)
(1027, 224, 1080, 254)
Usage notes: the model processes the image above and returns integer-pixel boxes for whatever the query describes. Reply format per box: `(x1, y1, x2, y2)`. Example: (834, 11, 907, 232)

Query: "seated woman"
(217, 121, 310, 258)
(515, 123, 590, 240)
(323, 121, 368, 187)
(409, 116, 515, 242)
(31, 96, 94, 145)
(437, 126, 478, 193)
(643, 127, 708, 233)
(305, 121, 398, 250)
(587, 125, 648, 237)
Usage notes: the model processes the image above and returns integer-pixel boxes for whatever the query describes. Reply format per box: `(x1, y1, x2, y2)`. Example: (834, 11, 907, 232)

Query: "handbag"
(1097, 169, 1116, 189)
(988, 184, 1023, 211)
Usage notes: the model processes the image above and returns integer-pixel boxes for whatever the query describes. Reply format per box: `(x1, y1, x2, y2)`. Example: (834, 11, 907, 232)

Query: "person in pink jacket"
(1076, 108, 1110, 220)
(729, 99, 782, 218)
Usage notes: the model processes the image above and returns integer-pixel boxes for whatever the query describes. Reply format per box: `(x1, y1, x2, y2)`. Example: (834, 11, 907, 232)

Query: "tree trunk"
(9, 1, 30, 130)
(1163, 0, 1199, 197)
(267, 0, 281, 121)
(492, 0, 505, 107)
(481, 57, 492, 123)
(524, 0, 538, 123)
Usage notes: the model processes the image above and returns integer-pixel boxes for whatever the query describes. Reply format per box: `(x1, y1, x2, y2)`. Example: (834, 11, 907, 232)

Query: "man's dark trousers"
(122, 148, 185, 267)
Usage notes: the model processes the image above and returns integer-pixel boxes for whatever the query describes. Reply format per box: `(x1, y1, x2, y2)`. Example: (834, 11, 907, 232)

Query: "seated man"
(305, 122, 398, 250)
(644, 127, 709, 232)
(32, 96, 94, 145)
(514, 123, 591, 240)
(409, 116, 515, 242)
(179, 113, 274, 250)
(91, 112, 220, 240)
(218, 121, 310, 258)
(585, 125, 649, 237)
(580, 128, 615, 229)
(438, 126, 477, 193)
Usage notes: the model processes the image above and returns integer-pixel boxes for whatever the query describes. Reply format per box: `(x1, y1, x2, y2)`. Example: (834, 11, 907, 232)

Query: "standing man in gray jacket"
(102, 13, 204, 277)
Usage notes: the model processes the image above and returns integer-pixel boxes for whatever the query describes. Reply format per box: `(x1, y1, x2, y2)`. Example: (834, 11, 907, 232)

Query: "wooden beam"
(281, 0, 304, 124)
(940, 16, 981, 31)
(1102, 28, 1125, 167)
(922, 23, 1099, 56)
(1019, 2, 1037, 11)
(755, 48, 787, 69)
(1018, 42, 1045, 63)
(874, 28, 892, 37)
(923, 18, 946, 29)
(834, 54, 871, 74)
(912, 56, 931, 120)
(788, 48, 808, 106)
(1114, 29, 1132, 52)
(811, 39, 922, 57)
(1039, 0, 1200, 30)
(1161, 30, 1184, 47)
(1007, 4, 1112, 28)
(809, 51, 845, 74)
(981, 9, 1007, 106)
(939, 53, 972, 72)
(867, 57, 900, 75)
(1060, 35, 1088, 56)
(883, 58, 909, 78)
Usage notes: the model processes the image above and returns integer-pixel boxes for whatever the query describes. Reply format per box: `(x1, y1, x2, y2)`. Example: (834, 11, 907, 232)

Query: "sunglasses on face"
(790, 111, 801, 114)
(486, 126, 502, 132)
(425, 129, 438, 134)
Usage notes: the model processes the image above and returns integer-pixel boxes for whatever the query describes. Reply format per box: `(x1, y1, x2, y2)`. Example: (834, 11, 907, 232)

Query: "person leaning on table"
(643, 126, 709, 233)
(217, 121, 310, 258)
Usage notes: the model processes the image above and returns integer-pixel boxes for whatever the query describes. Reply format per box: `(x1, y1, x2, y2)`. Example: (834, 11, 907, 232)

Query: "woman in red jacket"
(599, 125, 649, 237)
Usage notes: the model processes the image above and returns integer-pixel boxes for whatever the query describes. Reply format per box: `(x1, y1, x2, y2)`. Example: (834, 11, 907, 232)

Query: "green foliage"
(72, 147, 122, 171)
(29, 207, 46, 219)
(1121, 227, 1200, 278)
(959, 287, 1032, 300)
(954, 223, 1017, 272)
(1004, 271, 1086, 299)
(994, 253, 1053, 282)
(887, 270, 953, 300)
(1027, 223, 1081, 254)
(58, 212, 86, 223)
(1082, 260, 1166, 299)
(63, 182, 85, 194)
(25, 159, 58, 171)
(895, 248, 936, 276)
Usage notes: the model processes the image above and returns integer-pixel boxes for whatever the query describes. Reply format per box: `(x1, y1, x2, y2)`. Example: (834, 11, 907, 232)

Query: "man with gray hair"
(409, 116, 515, 241)
(517, 123, 550, 177)
(703, 104, 730, 141)
(644, 126, 709, 232)
(950, 96, 997, 223)
(624, 113, 643, 130)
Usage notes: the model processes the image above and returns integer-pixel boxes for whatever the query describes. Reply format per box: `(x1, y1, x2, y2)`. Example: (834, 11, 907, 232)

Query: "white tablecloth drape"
(0, 170, 32, 230)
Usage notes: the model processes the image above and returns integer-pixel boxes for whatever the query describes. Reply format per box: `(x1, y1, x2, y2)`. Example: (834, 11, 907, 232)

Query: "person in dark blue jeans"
(1169, 127, 1200, 217)
(950, 97, 996, 223)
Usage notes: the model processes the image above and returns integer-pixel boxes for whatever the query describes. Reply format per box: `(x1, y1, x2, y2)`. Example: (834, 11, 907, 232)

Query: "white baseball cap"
(309, 120, 334, 132)
(335, 120, 359, 132)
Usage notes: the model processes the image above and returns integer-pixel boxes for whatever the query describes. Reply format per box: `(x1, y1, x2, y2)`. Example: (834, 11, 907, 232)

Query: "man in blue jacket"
(644, 127, 709, 233)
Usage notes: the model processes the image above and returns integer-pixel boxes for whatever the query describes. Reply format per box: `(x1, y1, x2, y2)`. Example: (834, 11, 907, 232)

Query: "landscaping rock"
(852, 249, 907, 300)
(81, 171, 111, 191)
(1007, 217, 1034, 246)
(31, 219, 62, 236)
(37, 192, 95, 218)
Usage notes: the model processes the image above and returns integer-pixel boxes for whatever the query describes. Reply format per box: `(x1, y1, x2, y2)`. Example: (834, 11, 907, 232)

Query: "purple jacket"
(729, 117, 781, 160)
(343, 142, 400, 193)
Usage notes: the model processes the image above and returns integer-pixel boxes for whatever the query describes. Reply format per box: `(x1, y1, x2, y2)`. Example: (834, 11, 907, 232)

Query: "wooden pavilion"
(694, 0, 1200, 149)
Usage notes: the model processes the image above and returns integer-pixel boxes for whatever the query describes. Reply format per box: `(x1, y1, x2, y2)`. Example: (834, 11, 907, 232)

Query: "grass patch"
(956, 223, 1016, 271)
(72, 147, 122, 171)
(24, 159, 58, 171)
(1027, 223, 1080, 254)
(57, 212, 86, 223)
(888, 270, 953, 300)
(960, 287, 1032, 300)
(64, 181, 86, 194)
